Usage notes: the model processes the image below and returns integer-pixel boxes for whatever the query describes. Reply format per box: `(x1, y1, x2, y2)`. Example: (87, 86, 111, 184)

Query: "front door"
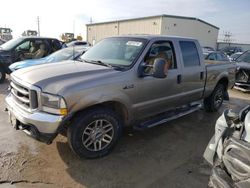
(134, 40, 183, 119)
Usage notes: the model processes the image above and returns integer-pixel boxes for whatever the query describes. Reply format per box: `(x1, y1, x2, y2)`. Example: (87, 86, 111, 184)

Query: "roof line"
(86, 14, 219, 30)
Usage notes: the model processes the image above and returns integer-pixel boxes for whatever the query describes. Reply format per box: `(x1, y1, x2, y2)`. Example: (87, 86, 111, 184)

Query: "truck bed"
(204, 60, 236, 98)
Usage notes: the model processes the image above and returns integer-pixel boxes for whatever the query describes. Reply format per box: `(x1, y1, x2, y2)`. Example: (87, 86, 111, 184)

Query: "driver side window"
(15, 41, 30, 51)
(143, 41, 176, 73)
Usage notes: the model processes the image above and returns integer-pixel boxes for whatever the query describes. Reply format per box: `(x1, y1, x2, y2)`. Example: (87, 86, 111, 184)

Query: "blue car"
(9, 46, 89, 72)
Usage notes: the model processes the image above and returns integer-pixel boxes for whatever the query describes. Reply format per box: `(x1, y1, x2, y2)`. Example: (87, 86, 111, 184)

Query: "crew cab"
(5, 35, 236, 158)
(0, 36, 63, 83)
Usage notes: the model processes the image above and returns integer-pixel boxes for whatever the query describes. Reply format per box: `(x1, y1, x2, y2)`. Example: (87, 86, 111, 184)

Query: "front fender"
(68, 89, 134, 121)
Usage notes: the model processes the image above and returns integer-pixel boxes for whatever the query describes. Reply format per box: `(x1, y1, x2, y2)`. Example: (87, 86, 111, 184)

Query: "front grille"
(10, 80, 38, 110)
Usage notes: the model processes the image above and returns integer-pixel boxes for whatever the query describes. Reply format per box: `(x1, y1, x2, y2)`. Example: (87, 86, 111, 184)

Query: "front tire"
(67, 108, 123, 159)
(0, 67, 6, 84)
(204, 84, 225, 112)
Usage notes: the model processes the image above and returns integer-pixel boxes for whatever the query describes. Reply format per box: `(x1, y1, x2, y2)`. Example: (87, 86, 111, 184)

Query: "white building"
(86, 15, 219, 48)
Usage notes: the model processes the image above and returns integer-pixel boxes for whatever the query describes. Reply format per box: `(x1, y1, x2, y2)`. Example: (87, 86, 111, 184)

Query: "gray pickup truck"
(5, 35, 236, 158)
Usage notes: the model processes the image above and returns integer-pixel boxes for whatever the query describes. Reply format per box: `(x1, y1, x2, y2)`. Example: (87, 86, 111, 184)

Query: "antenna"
(37, 16, 40, 36)
(73, 20, 75, 62)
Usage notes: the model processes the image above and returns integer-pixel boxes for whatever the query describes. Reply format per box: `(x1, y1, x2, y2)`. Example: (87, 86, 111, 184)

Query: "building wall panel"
(161, 17, 219, 49)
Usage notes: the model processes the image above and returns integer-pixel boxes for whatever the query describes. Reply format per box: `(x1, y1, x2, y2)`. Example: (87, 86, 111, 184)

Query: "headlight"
(41, 93, 68, 115)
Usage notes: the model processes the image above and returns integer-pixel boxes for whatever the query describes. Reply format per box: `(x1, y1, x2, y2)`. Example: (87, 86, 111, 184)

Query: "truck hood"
(236, 62, 250, 69)
(11, 60, 120, 94)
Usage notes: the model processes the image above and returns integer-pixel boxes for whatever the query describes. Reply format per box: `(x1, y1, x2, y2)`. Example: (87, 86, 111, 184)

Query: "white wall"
(161, 17, 219, 49)
(86, 16, 219, 48)
(86, 17, 162, 45)
(118, 17, 161, 35)
(87, 22, 119, 45)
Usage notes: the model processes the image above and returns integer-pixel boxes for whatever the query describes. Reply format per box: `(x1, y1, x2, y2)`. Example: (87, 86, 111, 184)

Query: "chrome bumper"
(5, 94, 63, 134)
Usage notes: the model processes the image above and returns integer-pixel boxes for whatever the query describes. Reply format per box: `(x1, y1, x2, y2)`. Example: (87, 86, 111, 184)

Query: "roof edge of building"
(86, 14, 219, 30)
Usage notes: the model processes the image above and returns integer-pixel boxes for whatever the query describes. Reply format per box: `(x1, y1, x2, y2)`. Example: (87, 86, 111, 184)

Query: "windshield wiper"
(82, 59, 113, 68)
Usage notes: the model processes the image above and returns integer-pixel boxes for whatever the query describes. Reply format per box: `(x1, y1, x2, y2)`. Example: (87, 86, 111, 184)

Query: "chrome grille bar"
(11, 89, 30, 104)
(10, 82, 29, 96)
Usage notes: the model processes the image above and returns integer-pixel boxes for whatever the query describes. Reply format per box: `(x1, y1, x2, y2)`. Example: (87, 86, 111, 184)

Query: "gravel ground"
(0, 78, 249, 188)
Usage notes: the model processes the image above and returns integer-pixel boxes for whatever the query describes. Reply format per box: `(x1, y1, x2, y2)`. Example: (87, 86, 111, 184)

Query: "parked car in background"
(66, 40, 91, 47)
(0, 38, 5, 45)
(204, 51, 230, 63)
(204, 105, 250, 188)
(5, 35, 236, 158)
(0, 37, 63, 83)
(229, 51, 243, 61)
(220, 46, 243, 56)
(234, 50, 250, 92)
(9, 46, 89, 72)
(202, 46, 215, 56)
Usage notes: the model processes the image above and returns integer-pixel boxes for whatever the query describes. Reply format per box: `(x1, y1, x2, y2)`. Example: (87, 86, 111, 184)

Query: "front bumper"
(5, 94, 64, 144)
(234, 82, 250, 92)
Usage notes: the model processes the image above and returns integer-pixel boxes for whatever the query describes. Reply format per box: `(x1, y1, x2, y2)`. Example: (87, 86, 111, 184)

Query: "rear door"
(177, 40, 206, 103)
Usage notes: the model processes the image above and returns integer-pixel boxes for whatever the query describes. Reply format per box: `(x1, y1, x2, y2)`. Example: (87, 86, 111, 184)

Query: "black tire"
(204, 84, 225, 112)
(0, 66, 6, 84)
(67, 107, 123, 159)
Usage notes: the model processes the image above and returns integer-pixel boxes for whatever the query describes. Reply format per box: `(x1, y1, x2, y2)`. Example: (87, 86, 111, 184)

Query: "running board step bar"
(134, 104, 201, 130)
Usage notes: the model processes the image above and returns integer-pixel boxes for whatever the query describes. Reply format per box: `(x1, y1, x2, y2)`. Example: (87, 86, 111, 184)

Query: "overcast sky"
(0, 0, 249, 43)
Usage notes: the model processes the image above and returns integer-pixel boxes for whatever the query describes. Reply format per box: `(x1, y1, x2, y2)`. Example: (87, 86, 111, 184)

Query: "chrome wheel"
(214, 88, 223, 108)
(82, 119, 114, 152)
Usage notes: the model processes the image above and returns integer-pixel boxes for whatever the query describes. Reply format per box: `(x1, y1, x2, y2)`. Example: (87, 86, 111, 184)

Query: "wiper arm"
(82, 59, 113, 68)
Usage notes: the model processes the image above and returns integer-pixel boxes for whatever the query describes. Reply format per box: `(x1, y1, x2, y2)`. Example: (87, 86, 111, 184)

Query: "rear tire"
(204, 84, 225, 112)
(67, 108, 123, 159)
(0, 67, 6, 84)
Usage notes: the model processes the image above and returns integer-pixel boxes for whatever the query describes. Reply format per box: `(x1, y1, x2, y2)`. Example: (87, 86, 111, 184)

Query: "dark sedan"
(0, 37, 63, 83)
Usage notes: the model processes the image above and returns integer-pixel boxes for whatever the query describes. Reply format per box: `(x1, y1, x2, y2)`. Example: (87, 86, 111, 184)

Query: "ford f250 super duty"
(5, 35, 236, 158)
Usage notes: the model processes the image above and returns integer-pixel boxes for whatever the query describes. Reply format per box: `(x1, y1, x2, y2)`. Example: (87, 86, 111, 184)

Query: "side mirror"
(153, 58, 167, 78)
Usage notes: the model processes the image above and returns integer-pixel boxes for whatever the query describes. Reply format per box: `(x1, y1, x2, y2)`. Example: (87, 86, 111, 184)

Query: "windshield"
(236, 51, 250, 63)
(80, 37, 147, 67)
(48, 47, 82, 62)
(0, 37, 23, 50)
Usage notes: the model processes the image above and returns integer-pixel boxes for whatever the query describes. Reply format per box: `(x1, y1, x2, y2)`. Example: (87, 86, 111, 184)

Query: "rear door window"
(179, 41, 200, 67)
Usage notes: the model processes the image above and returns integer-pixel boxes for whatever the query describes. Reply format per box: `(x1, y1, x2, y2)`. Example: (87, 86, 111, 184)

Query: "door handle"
(200, 72, 204, 80)
(177, 74, 182, 84)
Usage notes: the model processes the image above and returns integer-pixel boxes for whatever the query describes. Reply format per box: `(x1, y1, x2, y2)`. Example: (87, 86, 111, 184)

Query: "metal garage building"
(86, 14, 219, 49)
